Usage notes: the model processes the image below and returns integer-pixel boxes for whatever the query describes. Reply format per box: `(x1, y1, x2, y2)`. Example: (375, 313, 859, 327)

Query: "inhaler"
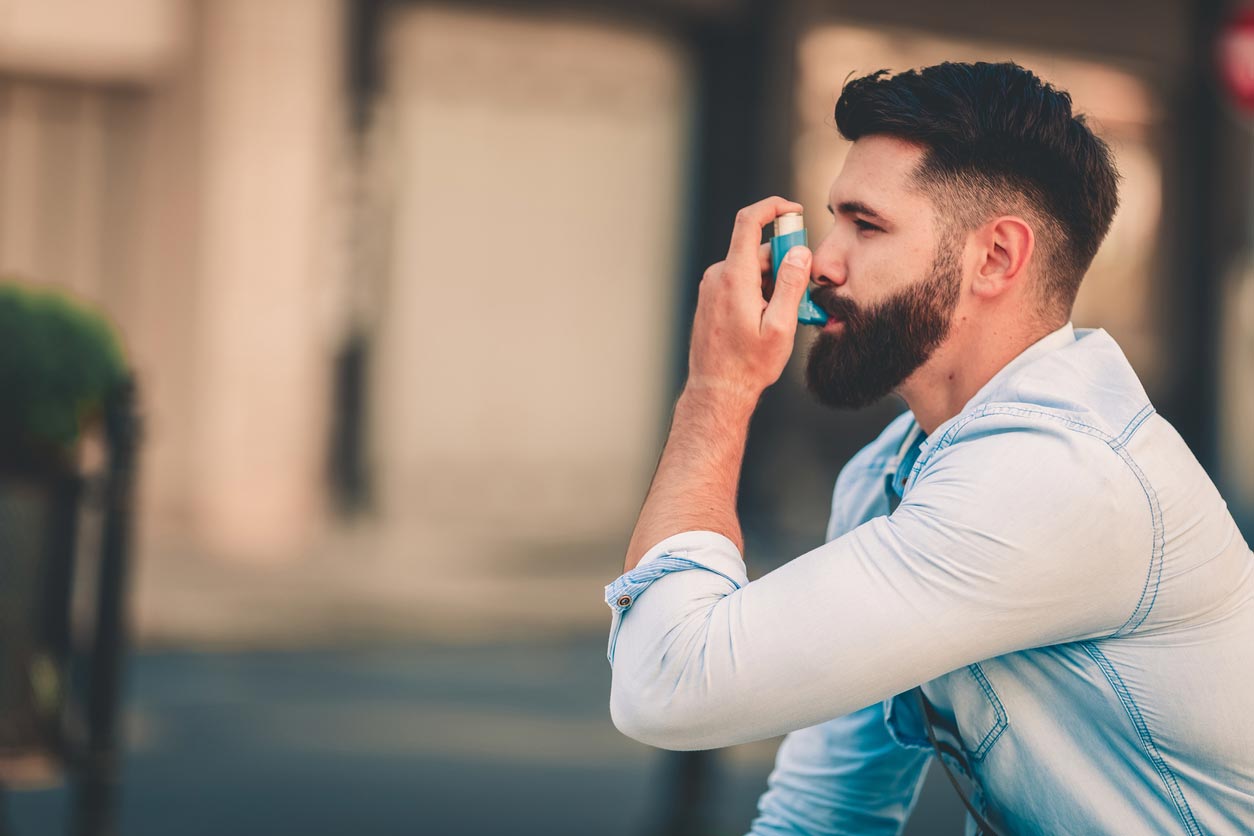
(771, 212, 828, 325)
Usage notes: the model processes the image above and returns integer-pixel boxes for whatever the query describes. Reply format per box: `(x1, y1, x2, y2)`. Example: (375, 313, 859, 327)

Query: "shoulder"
(918, 402, 1145, 482)
(902, 406, 1155, 587)
(912, 404, 1143, 504)
(882, 407, 1156, 641)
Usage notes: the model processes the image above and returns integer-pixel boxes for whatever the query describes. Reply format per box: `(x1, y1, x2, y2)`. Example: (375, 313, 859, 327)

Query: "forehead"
(827, 135, 931, 211)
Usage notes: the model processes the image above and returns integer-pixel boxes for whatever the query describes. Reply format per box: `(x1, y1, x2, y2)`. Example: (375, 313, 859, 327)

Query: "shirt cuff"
(603, 530, 747, 664)
(605, 529, 747, 611)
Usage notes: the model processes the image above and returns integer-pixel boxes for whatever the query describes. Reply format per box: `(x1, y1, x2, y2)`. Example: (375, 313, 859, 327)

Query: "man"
(604, 62, 1254, 835)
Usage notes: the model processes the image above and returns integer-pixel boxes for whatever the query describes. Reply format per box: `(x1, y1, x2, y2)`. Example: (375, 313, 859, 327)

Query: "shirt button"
(617, 595, 632, 607)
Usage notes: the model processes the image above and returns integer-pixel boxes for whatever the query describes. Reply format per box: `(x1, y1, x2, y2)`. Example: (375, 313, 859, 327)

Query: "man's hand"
(688, 196, 812, 402)
(622, 197, 812, 571)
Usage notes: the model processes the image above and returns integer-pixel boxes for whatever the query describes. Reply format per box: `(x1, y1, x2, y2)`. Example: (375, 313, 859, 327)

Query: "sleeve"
(745, 437, 931, 836)
(747, 702, 932, 836)
(603, 529, 748, 665)
(607, 418, 1154, 751)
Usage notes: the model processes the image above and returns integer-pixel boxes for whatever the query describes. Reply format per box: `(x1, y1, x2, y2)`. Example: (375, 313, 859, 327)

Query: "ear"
(970, 215, 1034, 300)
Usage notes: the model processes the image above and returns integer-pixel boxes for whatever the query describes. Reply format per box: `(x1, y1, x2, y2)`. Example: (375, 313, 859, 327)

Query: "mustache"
(808, 286, 862, 323)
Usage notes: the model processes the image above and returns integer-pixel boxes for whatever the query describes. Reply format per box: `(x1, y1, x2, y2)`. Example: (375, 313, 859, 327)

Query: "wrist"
(678, 378, 760, 422)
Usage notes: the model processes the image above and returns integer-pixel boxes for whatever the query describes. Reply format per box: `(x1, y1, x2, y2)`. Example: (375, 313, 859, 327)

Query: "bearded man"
(604, 62, 1254, 835)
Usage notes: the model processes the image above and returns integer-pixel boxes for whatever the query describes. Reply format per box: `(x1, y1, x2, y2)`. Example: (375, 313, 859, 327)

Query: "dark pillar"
(72, 381, 140, 836)
(1171, 0, 1235, 471)
(652, 7, 792, 834)
(329, 0, 390, 513)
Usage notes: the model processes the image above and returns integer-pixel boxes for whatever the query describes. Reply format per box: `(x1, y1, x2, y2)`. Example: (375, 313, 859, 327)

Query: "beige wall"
(1, 0, 345, 564)
(0, 0, 186, 83)
(3, 0, 695, 575)
(373, 6, 694, 554)
(189, 0, 342, 560)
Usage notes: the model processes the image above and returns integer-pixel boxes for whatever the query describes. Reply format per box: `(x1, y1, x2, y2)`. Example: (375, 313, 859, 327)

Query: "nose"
(811, 270, 844, 289)
(810, 228, 847, 288)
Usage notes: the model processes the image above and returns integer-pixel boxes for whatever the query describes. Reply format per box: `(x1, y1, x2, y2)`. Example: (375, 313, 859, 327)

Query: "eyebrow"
(827, 200, 890, 222)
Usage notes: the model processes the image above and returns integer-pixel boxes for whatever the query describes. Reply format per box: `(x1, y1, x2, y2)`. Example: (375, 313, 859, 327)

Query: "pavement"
(0, 512, 969, 835)
(127, 520, 623, 649)
(5, 641, 966, 836)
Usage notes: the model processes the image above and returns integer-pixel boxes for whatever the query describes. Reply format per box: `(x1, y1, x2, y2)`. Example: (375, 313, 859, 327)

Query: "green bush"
(0, 281, 128, 471)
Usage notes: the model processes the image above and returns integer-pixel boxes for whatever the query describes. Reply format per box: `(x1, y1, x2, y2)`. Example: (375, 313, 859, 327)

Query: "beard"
(804, 245, 962, 410)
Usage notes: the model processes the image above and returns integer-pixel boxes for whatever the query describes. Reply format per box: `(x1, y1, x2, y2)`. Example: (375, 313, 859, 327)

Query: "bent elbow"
(609, 671, 721, 751)
(610, 684, 698, 751)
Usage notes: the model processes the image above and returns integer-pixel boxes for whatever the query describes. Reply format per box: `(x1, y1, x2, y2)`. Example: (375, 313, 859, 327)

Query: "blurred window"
(0, 79, 141, 309)
(1219, 248, 1254, 524)
(372, 6, 695, 555)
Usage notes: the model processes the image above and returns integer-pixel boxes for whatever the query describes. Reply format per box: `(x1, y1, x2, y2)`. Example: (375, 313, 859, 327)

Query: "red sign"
(1218, 8, 1254, 113)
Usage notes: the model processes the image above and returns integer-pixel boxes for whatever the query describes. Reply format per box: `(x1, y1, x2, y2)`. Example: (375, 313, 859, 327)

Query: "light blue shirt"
(604, 323, 1254, 835)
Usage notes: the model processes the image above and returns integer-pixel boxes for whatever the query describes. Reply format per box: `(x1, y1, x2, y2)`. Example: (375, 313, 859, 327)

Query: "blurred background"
(2, 0, 1253, 834)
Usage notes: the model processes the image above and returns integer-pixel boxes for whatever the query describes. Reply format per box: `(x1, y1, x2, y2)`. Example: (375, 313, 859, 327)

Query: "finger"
(761, 245, 812, 336)
(759, 243, 774, 300)
(727, 196, 804, 269)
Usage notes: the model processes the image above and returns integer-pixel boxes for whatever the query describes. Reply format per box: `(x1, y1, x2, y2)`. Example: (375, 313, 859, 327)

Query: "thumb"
(762, 245, 811, 335)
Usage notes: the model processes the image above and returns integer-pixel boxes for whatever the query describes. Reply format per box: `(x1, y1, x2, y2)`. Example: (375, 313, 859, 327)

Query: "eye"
(853, 218, 881, 233)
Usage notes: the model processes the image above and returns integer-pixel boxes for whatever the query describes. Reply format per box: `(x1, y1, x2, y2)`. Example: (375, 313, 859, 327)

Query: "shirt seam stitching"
(965, 662, 1009, 760)
(910, 403, 1163, 638)
(1079, 642, 1203, 836)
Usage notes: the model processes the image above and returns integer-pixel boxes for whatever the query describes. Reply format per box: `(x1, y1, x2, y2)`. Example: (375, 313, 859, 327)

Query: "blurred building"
(0, 0, 343, 566)
(0, 0, 1251, 648)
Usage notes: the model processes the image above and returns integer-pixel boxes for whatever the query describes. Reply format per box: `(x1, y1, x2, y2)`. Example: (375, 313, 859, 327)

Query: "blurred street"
(6, 641, 965, 836)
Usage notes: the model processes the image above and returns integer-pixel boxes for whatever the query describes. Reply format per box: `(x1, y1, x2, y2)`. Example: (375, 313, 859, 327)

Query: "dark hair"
(833, 61, 1120, 313)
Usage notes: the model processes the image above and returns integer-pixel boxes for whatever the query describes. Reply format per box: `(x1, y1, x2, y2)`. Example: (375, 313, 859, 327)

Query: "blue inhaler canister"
(771, 212, 828, 325)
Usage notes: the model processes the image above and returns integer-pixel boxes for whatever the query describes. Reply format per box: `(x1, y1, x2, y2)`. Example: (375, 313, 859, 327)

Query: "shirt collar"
(903, 321, 1077, 447)
(890, 322, 1078, 497)
(956, 320, 1076, 416)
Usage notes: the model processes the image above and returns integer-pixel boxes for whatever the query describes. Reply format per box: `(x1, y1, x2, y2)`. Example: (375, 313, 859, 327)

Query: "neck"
(898, 318, 1064, 435)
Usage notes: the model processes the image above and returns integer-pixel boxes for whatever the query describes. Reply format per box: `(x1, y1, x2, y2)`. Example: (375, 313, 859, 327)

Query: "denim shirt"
(604, 323, 1254, 835)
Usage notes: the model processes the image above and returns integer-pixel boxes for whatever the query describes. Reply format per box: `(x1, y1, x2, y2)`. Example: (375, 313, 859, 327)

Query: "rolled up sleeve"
(604, 530, 747, 665)
(603, 418, 1154, 753)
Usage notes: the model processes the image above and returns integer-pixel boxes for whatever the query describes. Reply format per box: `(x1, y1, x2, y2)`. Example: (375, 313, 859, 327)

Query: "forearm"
(623, 383, 758, 572)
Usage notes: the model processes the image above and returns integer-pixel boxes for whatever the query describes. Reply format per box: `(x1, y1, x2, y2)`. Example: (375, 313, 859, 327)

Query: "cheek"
(851, 240, 927, 295)
(899, 235, 937, 269)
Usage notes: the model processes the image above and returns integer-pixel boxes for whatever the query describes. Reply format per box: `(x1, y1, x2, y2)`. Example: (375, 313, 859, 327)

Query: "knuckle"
(763, 321, 786, 340)
(735, 207, 754, 225)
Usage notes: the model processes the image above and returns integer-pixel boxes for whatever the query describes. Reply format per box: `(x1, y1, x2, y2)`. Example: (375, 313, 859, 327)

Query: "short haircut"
(833, 61, 1121, 314)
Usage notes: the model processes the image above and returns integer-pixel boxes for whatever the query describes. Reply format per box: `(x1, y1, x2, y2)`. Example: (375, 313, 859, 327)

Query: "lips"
(818, 303, 851, 326)
(809, 288, 856, 322)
